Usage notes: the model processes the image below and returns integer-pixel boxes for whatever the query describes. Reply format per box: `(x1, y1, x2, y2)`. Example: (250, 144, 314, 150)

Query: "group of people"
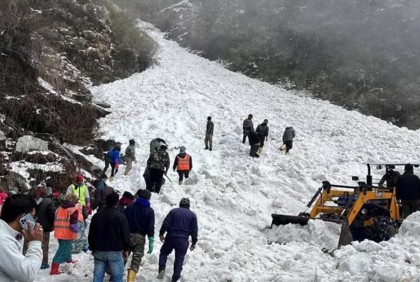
(0, 178, 198, 282)
(242, 114, 295, 158)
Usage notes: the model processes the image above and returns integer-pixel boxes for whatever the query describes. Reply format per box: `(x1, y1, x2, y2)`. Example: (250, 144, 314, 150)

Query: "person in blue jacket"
(157, 198, 198, 282)
(124, 189, 155, 282)
(103, 143, 122, 180)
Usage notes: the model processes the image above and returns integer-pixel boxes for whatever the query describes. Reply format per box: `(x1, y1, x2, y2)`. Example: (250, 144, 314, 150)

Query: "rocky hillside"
(0, 0, 156, 193)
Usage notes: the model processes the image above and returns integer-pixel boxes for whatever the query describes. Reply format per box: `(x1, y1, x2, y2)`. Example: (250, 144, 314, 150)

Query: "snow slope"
(35, 23, 420, 281)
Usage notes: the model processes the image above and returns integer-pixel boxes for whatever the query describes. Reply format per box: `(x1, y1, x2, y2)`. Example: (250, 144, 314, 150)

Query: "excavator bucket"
(271, 214, 311, 226)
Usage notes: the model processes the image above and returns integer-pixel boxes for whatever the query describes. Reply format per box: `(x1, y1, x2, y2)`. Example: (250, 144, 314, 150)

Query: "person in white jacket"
(0, 194, 44, 282)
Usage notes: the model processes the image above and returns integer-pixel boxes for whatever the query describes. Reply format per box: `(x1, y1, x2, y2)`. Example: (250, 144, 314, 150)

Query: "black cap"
(129, 139, 135, 145)
(179, 198, 190, 208)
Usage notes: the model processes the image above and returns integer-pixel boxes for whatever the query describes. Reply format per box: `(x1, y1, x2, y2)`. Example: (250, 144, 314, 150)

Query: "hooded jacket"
(124, 198, 155, 237)
(159, 207, 198, 244)
(282, 127, 296, 142)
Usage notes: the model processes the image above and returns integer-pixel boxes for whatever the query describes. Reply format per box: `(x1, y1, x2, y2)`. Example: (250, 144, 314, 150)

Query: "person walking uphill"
(50, 193, 79, 275)
(396, 163, 420, 218)
(157, 198, 198, 282)
(66, 175, 91, 221)
(242, 114, 254, 144)
(103, 143, 122, 180)
(204, 116, 214, 151)
(256, 119, 269, 154)
(124, 189, 155, 282)
(173, 146, 193, 185)
(147, 143, 170, 193)
(124, 139, 136, 176)
(281, 126, 296, 154)
(89, 192, 130, 282)
(0, 194, 43, 282)
(248, 131, 261, 158)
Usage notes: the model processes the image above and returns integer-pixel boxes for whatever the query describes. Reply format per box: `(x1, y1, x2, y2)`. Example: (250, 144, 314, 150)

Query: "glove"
(148, 237, 154, 254)
(70, 223, 80, 233)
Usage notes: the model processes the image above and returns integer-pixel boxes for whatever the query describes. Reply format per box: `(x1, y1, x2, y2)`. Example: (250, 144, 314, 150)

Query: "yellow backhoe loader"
(271, 163, 417, 247)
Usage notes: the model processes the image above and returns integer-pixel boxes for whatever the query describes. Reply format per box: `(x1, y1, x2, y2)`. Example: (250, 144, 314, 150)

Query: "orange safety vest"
(177, 154, 191, 171)
(54, 207, 77, 240)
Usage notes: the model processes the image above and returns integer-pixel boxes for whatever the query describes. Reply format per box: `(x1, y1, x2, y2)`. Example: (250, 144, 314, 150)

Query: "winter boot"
(178, 180, 183, 185)
(127, 269, 137, 282)
(50, 263, 62, 275)
(209, 147, 212, 151)
(204, 147, 209, 150)
(109, 176, 114, 182)
(157, 269, 165, 279)
(41, 263, 50, 269)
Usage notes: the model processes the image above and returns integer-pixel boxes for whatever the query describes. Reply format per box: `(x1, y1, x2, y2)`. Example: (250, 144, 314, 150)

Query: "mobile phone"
(19, 213, 36, 230)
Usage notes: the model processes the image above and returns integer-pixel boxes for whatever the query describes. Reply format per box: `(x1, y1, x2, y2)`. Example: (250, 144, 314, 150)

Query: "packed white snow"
(34, 23, 420, 281)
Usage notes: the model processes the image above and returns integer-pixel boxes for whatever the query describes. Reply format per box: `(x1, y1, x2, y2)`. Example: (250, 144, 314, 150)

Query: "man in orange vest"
(173, 146, 193, 185)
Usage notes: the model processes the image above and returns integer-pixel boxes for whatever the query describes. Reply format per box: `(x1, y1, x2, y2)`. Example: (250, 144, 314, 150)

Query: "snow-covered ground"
(35, 23, 420, 281)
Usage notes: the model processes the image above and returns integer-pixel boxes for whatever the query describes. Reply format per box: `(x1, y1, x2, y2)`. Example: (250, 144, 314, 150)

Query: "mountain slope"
(36, 23, 420, 281)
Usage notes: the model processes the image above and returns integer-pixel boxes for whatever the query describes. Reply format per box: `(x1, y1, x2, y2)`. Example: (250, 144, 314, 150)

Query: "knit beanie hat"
(180, 146, 186, 153)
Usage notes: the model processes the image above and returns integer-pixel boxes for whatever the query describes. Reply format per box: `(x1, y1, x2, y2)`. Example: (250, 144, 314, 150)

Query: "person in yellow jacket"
(173, 146, 193, 185)
(66, 175, 91, 220)
(50, 193, 79, 275)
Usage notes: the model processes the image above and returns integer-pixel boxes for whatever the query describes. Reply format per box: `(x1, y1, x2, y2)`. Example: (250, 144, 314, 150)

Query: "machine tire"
(370, 216, 397, 242)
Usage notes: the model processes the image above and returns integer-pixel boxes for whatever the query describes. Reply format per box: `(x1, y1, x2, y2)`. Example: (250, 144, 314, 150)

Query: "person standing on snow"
(32, 184, 56, 269)
(0, 194, 43, 281)
(89, 192, 130, 282)
(248, 131, 261, 158)
(204, 116, 214, 151)
(124, 139, 137, 176)
(147, 143, 170, 194)
(124, 189, 155, 282)
(396, 163, 420, 218)
(281, 126, 296, 154)
(66, 175, 91, 221)
(173, 146, 193, 185)
(242, 114, 254, 144)
(256, 119, 269, 154)
(157, 198, 198, 282)
(50, 193, 80, 275)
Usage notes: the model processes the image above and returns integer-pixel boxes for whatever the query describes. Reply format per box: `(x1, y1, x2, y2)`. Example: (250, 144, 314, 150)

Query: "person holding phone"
(0, 194, 43, 281)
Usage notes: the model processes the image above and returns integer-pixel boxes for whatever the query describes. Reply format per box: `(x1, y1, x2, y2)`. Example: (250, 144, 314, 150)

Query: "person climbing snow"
(103, 143, 122, 180)
(248, 131, 261, 158)
(256, 119, 269, 154)
(204, 116, 214, 151)
(173, 146, 193, 185)
(124, 139, 137, 176)
(281, 126, 295, 154)
(147, 143, 170, 193)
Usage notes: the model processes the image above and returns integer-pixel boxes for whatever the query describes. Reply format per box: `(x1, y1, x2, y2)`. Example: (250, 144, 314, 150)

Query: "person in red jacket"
(173, 146, 193, 185)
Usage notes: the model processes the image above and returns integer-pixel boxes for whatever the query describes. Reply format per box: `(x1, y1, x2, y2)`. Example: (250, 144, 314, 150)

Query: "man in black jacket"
(88, 192, 130, 282)
(157, 198, 198, 282)
(396, 164, 420, 218)
(124, 189, 155, 282)
(33, 184, 56, 269)
(248, 131, 261, 158)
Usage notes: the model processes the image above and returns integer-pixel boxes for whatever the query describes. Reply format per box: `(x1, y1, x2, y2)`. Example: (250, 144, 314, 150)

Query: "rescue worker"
(157, 198, 198, 282)
(147, 143, 170, 194)
(282, 126, 296, 154)
(103, 143, 122, 179)
(204, 116, 214, 151)
(173, 146, 193, 185)
(66, 175, 91, 221)
(124, 139, 136, 176)
(248, 131, 260, 158)
(256, 119, 269, 154)
(242, 114, 254, 144)
(396, 163, 420, 218)
(124, 189, 155, 282)
(378, 165, 401, 188)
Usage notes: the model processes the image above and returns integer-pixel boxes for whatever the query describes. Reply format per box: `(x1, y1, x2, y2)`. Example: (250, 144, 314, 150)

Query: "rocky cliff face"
(0, 0, 156, 193)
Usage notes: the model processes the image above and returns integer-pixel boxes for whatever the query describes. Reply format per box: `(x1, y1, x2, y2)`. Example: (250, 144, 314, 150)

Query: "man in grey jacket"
(0, 194, 43, 282)
(282, 127, 296, 154)
(242, 114, 254, 144)
(204, 116, 214, 151)
(124, 139, 136, 176)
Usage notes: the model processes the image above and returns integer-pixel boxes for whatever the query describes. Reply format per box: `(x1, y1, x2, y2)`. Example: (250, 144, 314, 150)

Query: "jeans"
(93, 251, 124, 282)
